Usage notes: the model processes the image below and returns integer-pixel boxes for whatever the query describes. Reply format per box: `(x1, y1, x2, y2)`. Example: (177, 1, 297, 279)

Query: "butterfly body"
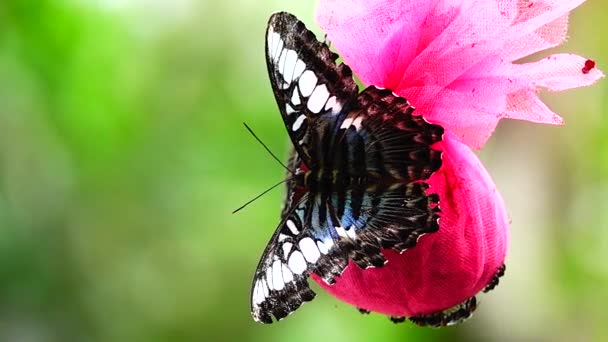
(250, 12, 444, 324)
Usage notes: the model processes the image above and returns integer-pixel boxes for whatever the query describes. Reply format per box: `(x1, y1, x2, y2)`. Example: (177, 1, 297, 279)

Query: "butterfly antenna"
(243, 122, 294, 175)
(232, 178, 292, 214)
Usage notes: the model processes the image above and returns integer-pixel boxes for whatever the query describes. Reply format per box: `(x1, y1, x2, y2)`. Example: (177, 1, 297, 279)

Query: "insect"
(250, 11, 444, 324)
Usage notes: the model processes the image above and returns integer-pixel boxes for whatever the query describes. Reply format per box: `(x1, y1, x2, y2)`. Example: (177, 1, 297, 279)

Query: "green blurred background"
(0, 0, 606, 341)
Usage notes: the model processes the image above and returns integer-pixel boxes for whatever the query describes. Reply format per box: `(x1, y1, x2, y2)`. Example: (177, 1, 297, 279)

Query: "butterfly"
(250, 11, 445, 324)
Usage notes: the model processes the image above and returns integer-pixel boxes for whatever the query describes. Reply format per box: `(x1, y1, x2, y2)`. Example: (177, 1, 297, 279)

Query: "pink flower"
(312, 0, 603, 320)
(316, 0, 603, 149)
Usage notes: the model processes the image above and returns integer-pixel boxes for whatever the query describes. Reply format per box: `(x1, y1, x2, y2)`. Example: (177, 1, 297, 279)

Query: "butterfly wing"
(250, 191, 314, 324)
(265, 12, 358, 166)
(251, 88, 443, 323)
(250, 182, 440, 323)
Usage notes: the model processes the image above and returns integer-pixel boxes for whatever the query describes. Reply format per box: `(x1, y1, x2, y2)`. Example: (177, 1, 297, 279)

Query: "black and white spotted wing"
(251, 180, 440, 323)
(265, 12, 358, 166)
(251, 12, 444, 324)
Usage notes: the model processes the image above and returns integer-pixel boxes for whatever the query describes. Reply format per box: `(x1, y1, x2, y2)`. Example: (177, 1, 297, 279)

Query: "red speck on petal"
(528, 2, 534, 8)
(471, 43, 477, 48)
(582, 59, 596, 74)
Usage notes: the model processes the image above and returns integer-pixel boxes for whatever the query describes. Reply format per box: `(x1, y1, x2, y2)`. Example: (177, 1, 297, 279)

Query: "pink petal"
(514, 54, 605, 91)
(315, 0, 429, 86)
(398, 1, 514, 92)
(399, 57, 524, 147)
(376, 0, 441, 90)
(402, 53, 604, 147)
(396, 85, 503, 148)
(502, 13, 569, 62)
(312, 133, 509, 316)
(502, 0, 586, 61)
(502, 89, 564, 124)
(316, 0, 601, 149)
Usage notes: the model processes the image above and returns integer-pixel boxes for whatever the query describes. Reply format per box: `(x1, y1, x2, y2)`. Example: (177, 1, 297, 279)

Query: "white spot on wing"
(273, 37, 284, 61)
(262, 281, 269, 297)
(340, 115, 363, 131)
(282, 242, 293, 256)
(272, 260, 285, 291)
(278, 233, 289, 242)
(335, 226, 348, 238)
(292, 115, 306, 132)
(288, 251, 307, 274)
(298, 70, 317, 97)
(352, 117, 363, 131)
(282, 264, 294, 283)
(267, 30, 273, 52)
(293, 59, 306, 81)
(254, 281, 265, 304)
(269, 31, 279, 59)
(340, 117, 353, 129)
(286, 104, 296, 114)
(346, 225, 357, 239)
(265, 270, 274, 290)
(282, 50, 298, 82)
(286, 219, 300, 234)
(252, 282, 261, 304)
(324, 96, 340, 113)
(299, 237, 320, 263)
(278, 49, 288, 76)
(317, 239, 334, 254)
(291, 89, 301, 105)
(307, 84, 329, 113)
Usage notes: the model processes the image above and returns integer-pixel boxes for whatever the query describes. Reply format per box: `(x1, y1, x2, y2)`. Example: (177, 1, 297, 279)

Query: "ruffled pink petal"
(397, 1, 514, 92)
(502, 0, 586, 61)
(502, 89, 564, 124)
(312, 133, 509, 316)
(502, 13, 568, 61)
(398, 56, 518, 147)
(417, 54, 604, 147)
(315, 0, 435, 87)
(393, 87, 501, 148)
(376, 0, 440, 90)
(514, 54, 604, 91)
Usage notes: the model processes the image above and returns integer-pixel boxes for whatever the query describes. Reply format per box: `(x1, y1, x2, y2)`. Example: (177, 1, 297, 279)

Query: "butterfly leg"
(389, 316, 406, 324)
(483, 264, 506, 293)
(409, 296, 478, 327)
